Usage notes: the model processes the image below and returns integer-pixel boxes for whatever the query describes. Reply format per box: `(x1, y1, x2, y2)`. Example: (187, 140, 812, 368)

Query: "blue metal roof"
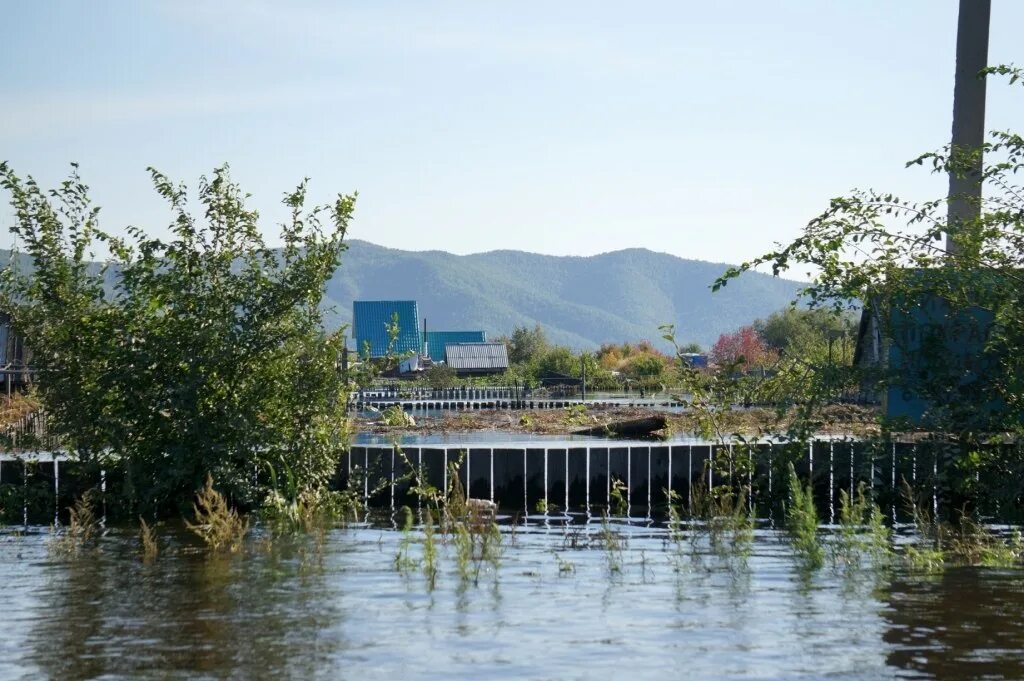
(425, 330, 486, 360)
(353, 300, 422, 358)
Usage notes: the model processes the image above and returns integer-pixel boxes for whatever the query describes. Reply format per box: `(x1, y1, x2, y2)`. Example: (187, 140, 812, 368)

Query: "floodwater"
(3, 519, 1024, 680)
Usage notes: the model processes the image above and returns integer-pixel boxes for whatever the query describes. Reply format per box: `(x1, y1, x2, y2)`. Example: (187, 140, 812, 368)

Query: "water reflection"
(884, 568, 1024, 679)
(25, 530, 348, 680)
(1, 523, 1023, 679)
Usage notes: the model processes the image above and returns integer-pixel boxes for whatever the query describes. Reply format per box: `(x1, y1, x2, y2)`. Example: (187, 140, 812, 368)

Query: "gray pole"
(581, 355, 587, 402)
(946, 0, 991, 257)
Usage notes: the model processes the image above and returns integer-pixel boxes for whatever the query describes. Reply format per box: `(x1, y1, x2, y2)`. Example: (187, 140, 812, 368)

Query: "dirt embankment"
(355, 403, 881, 439)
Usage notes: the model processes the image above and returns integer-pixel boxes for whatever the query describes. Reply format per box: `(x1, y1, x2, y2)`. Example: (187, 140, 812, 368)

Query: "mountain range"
(324, 240, 804, 351)
(0, 240, 805, 350)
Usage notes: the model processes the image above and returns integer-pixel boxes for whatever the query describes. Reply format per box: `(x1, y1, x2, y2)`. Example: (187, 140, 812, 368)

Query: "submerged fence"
(343, 438, 967, 524)
(1, 436, 1017, 526)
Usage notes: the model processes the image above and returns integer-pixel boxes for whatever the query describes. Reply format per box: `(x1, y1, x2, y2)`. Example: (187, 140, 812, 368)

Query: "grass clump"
(688, 474, 754, 561)
(186, 473, 249, 552)
(381, 404, 416, 427)
(665, 489, 689, 572)
(785, 465, 824, 570)
(422, 508, 439, 588)
(53, 489, 100, 554)
(393, 505, 418, 573)
(948, 518, 1023, 567)
(832, 483, 892, 569)
(398, 449, 502, 588)
(900, 479, 1023, 571)
(555, 553, 576, 575)
(599, 511, 624, 575)
(562, 404, 590, 426)
(446, 461, 503, 586)
(139, 517, 159, 563)
(901, 480, 946, 572)
(609, 477, 628, 517)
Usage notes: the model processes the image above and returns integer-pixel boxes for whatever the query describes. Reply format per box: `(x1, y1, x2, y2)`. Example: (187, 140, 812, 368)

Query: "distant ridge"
(324, 240, 803, 350)
(0, 240, 805, 350)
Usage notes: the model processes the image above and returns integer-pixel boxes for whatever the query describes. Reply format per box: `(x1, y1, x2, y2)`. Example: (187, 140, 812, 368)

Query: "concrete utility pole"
(946, 0, 991, 257)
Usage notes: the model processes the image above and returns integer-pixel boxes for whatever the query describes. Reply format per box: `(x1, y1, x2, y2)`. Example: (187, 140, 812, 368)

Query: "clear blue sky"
(3, 1, 1022, 274)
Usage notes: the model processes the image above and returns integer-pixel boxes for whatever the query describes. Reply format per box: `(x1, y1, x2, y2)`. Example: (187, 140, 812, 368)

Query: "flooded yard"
(2, 518, 1023, 680)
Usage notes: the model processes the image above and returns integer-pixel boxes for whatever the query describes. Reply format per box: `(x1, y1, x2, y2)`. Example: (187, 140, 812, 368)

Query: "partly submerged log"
(573, 415, 668, 438)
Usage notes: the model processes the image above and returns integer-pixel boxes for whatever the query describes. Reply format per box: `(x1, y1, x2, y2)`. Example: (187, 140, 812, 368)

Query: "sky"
(3, 1, 1023, 275)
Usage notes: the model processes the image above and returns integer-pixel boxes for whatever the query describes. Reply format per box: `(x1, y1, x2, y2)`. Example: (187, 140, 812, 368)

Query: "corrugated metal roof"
(426, 330, 486, 360)
(445, 342, 509, 371)
(353, 300, 421, 358)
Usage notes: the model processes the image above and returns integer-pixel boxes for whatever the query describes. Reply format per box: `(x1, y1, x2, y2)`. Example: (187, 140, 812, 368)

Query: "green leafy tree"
(753, 307, 856, 356)
(507, 324, 548, 365)
(714, 67, 1024, 508)
(535, 345, 577, 376)
(0, 163, 355, 517)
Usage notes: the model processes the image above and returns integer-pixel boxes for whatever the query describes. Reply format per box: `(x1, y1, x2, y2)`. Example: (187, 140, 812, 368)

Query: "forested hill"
(0, 241, 804, 350)
(324, 240, 803, 350)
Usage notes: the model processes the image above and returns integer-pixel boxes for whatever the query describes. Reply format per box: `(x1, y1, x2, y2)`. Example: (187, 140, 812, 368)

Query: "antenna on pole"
(946, 0, 991, 257)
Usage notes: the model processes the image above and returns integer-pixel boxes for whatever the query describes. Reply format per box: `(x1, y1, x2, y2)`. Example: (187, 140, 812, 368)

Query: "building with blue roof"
(425, 330, 486, 361)
(353, 300, 422, 358)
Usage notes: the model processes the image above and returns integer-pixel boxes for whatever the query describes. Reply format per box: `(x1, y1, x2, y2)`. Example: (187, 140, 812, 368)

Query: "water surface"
(2, 521, 1023, 680)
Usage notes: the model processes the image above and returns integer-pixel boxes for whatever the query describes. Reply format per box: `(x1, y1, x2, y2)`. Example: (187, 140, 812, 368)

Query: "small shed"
(444, 342, 509, 375)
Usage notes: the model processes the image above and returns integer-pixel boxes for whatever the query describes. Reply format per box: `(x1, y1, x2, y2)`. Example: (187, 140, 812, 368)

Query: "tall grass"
(687, 471, 753, 561)
(785, 464, 823, 569)
(900, 479, 1022, 571)
(52, 489, 100, 555)
(186, 473, 249, 552)
(599, 511, 624, 575)
(139, 517, 159, 563)
(832, 483, 891, 569)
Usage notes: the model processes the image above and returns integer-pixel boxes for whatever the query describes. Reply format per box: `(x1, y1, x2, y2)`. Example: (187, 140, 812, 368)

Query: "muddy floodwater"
(2, 519, 1024, 680)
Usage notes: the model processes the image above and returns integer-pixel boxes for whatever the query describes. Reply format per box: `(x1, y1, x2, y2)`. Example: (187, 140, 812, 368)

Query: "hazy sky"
(3, 1, 1023, 273)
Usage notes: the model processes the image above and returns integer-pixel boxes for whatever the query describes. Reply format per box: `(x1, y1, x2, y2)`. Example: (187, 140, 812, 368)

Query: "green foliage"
(534, 345, 577, 377)
(687, 474, 754, 560)
(421, 362, 457, 389)
(754, 307, 857, 356)
(832, 483, 892, 569)
(0, 164, 354, 516)
(662, 324, 773, 440)
(186, 473, 250, 552)
(599, 511, 624, 575)
(392, 506, 419, 576)
(714, 69, 1024, 440)
(785, 465, 824, 569)
(665, 489, 688, 572)
(53, 489, 100, 555)
(609, 476, 628, 516)
(900, 478, 1023, 570)
(380, 405, 415, 428)
(507, 324, 549, 365)
(422, 508, 438, 588)
(139, 517, 158, 563)
(561, 403, 590, 427)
